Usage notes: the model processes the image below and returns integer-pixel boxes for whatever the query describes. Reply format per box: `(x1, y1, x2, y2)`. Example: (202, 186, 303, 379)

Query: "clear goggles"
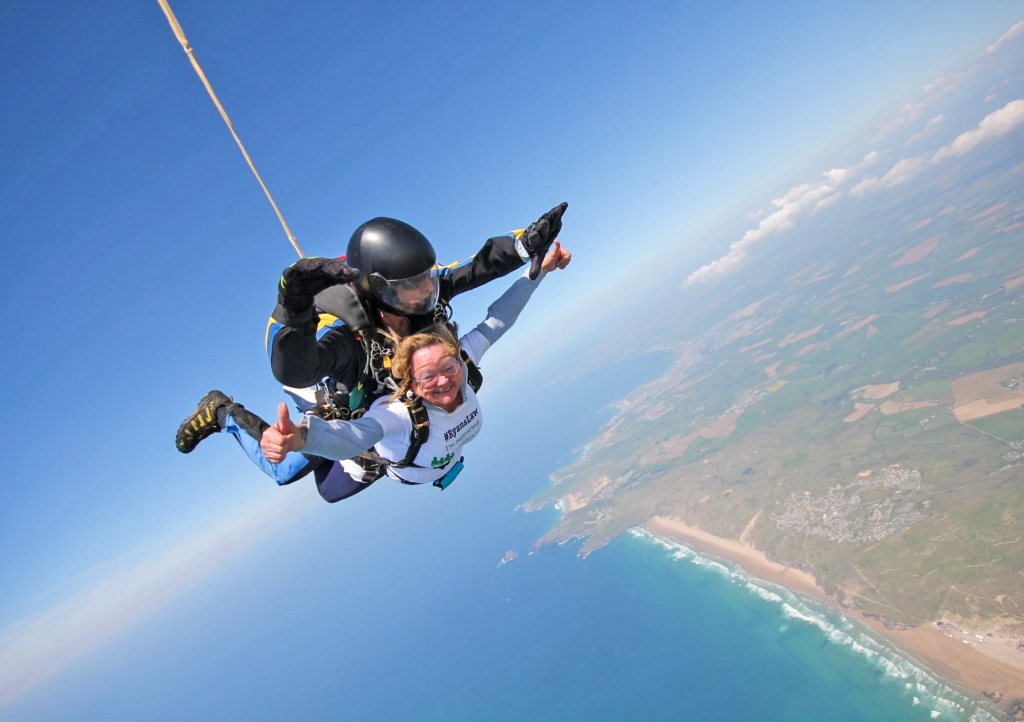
(368, 268, 440, 316)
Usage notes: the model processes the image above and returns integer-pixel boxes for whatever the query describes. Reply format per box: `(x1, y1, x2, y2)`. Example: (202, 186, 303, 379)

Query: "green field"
(964, 408, 1024, 441)
(527, 154, 1024, 634)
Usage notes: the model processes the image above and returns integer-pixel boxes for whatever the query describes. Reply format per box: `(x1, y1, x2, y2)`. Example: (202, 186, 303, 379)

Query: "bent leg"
(221, 406, 323, 485)
(314, 461, 377, 503)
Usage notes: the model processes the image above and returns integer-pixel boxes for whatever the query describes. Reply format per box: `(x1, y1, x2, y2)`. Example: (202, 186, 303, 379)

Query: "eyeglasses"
(413, 356, 461, 387)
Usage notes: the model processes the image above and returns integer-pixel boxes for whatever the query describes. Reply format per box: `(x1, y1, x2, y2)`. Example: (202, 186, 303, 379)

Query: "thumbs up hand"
(261, 402, 306, 463)
(540, 240, 572, 273)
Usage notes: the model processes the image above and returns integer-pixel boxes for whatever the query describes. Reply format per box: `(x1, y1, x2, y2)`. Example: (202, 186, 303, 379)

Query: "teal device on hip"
(433, 457, 465, 490)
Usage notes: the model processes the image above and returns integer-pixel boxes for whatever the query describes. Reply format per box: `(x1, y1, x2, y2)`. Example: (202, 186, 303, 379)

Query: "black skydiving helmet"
(346, 217, 440, 316)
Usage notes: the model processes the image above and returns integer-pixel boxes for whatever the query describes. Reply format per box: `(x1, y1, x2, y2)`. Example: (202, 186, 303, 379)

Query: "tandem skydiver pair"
(176, 203, 571, 501)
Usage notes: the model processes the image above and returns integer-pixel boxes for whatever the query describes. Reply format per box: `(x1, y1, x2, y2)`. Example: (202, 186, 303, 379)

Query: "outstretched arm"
(438, 234, 528, 299)
(462, 241, 572, 363)
(439, 202, 568, 298)
(261, 403, 386, 463)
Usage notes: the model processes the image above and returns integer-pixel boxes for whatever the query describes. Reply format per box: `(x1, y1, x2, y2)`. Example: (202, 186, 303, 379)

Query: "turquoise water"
(311, 350, 998, 722)
(400, 531, 997, 722)
(410, 350, 997, 722)
(9, 351, 1000, 721)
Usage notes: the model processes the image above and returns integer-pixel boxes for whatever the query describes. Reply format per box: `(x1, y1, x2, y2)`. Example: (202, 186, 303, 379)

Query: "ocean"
(296, 349, 998, 722)
(389, 349, 998, 722)
(8, 351, 1000, 721)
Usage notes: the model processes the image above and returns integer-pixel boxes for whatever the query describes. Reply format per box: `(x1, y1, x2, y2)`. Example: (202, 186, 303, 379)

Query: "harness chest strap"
(400, 397, 430, 467)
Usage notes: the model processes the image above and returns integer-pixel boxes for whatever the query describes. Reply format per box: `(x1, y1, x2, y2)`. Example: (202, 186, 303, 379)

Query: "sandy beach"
(645, 515, 1024, 715)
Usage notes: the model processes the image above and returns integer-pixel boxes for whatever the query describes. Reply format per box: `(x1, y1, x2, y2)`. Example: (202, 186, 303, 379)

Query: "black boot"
(176, 390, 232, 453)
(223, 403, 271, 441)
(227, 403, 325, 484)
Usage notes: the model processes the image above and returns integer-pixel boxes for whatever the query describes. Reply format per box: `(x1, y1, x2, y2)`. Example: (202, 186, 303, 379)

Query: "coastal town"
(774, 465, 927, 543)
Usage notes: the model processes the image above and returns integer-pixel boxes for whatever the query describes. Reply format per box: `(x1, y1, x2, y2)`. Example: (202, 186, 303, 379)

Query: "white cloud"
(814, 194, 841, 211)
(684, 22, 1024, 288)
(687, 98, 1024, 285)
(851, 155, 930, 196)
(873, 99, 929, 142)
(861, 150, 881, 165)
(684, 152, 879, 286)
(905, 114, 945, 146)
(873, 73, 966, 142)
(871, 21, 1020, 143)
(985, 19, 1024, 55)
(921, 71, 968, 97)
(932, 99, 1024, 162)
(853, 100, 1024, 196)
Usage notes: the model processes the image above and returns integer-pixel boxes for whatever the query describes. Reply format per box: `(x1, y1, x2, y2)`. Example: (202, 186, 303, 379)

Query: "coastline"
(645, 515, 1024, 716)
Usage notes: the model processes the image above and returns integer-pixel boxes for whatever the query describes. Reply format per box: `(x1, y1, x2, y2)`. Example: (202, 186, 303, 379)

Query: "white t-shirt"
(362, 329, 488, 484)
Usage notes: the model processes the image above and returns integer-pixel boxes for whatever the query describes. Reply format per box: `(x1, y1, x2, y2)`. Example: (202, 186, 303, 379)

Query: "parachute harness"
(365, 335, 396, 391)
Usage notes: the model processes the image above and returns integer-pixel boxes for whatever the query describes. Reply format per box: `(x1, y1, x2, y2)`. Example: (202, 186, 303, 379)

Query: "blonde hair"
(388, 324, 460, 401)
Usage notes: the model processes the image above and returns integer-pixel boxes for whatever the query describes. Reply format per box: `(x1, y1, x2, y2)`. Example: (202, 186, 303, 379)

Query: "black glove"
(521, 201, 568, 280)
(278, 257, 360, 313)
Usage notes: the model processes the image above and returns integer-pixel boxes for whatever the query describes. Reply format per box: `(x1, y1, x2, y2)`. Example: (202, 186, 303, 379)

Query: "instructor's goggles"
(368, 268, 440, 315)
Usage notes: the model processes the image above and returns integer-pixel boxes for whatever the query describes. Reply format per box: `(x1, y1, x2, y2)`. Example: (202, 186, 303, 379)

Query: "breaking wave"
(629, 528, 1001, 722)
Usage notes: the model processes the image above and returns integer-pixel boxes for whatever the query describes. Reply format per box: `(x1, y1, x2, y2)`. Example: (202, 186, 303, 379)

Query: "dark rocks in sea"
(1009, 699, 1024, 721)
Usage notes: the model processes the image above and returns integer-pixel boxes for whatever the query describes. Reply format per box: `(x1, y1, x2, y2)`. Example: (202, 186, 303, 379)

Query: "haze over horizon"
(1, 3, 1022, 718)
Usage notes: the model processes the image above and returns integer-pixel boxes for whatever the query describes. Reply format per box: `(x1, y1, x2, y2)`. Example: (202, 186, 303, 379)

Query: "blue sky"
(1, 0, 1022, 714)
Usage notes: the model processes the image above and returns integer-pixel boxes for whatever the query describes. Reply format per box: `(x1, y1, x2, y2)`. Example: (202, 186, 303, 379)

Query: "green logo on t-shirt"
(431, 452, 455, 468)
